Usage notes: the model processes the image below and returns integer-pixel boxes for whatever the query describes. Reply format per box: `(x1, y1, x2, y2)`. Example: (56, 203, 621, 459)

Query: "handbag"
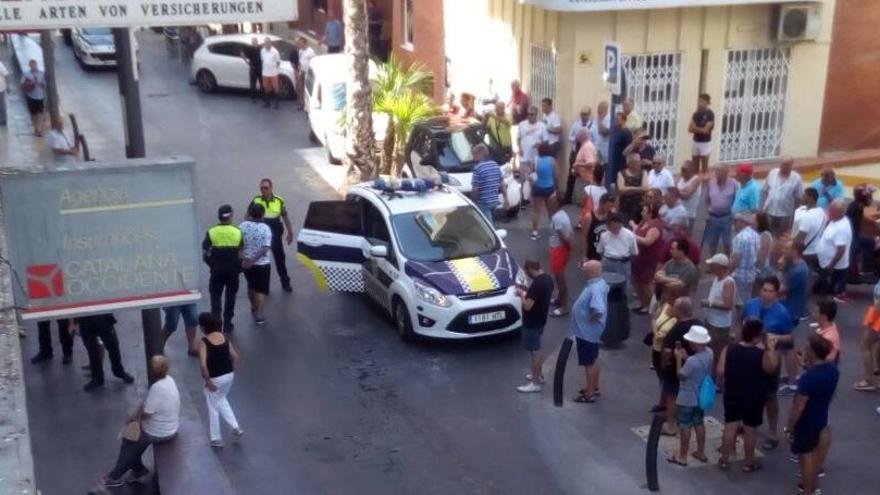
(119, 420, 141, 442)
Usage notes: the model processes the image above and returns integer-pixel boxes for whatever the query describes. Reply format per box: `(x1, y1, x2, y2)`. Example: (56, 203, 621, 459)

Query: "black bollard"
(645, 413, 664, 492)
(553, 337, 574, 407)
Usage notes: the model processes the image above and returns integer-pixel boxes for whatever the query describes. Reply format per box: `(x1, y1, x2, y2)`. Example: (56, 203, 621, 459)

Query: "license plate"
(469, 311, 506, 325)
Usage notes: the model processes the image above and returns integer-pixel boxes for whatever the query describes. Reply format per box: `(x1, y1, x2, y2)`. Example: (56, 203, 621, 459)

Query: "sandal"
(742, 462, 762, 473)
(717, 459, 730, 470)
(660, 428, 678, 437)
(853, 380, 877, 391)
(550, 308, 569, 317)
(573, 392, 597, 403)
(760, 438, 778, 451)
(666, 456, 688, 467)
(691, 452, 708, 463)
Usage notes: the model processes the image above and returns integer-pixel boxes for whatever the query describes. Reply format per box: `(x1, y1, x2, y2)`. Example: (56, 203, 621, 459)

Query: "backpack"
(699, 375, 716, 412)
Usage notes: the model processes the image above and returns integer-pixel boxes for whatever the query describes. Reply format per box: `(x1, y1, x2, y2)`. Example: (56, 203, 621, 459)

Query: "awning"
(521, 0, 806, 12)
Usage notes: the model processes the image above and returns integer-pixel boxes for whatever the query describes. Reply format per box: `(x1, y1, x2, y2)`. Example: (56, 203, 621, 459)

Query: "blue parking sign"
(605, 42, 622, 96)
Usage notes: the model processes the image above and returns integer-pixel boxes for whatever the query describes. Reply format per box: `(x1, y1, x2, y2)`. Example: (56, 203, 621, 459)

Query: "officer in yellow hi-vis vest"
(250, 178, 293, 292)
(202, 204, 243, 332)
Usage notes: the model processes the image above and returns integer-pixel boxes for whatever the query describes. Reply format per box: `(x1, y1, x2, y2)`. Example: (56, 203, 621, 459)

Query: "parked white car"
(304, 54, 387, 164)
(72, 27, 138, 68)
(297, 181, 523, 340)
(190, 34, 296, 99)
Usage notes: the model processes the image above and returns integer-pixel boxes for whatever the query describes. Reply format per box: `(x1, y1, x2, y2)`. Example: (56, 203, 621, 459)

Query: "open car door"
(296, 200, 366, 292)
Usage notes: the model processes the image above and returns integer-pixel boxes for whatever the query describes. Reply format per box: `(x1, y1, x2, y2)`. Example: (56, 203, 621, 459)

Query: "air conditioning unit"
(774, 3, 822, 42)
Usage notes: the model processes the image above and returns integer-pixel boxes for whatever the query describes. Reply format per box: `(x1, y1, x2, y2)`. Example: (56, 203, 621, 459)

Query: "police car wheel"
(393, 299, 415, 342)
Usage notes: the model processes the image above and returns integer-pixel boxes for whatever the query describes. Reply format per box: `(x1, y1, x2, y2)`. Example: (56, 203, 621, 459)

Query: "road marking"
(631, 415, 763, 469)
(60, 198, 194, 215)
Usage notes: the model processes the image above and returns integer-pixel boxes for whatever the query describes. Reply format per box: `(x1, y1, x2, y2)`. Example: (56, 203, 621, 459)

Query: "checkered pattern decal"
(320, 265, 364, 293)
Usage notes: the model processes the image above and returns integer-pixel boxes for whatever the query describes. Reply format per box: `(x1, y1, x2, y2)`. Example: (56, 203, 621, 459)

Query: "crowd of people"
(475, 80, 880, 495)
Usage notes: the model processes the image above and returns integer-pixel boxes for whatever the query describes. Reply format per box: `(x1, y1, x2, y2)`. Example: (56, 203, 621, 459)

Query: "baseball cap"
(706, 253, 729, 267)
(218, 204, 233, 220)
(736, 164, 754, 176)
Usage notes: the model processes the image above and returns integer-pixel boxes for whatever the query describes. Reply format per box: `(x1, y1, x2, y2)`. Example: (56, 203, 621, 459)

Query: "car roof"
(351, 183, 471, 215)
(309, 54, 379, 81)
(415, 117, 486, 135)
(203, 33, 283, 45)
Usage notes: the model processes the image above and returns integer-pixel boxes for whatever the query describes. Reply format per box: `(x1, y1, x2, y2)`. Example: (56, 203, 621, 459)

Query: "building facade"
(444, 0, 836, 166)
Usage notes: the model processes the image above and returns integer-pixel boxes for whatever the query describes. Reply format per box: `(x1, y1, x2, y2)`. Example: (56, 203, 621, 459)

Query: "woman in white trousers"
(198, 312, 243, 447)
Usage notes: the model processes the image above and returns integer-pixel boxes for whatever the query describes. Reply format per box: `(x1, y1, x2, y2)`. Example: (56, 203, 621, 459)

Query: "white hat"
(684, 326, 711, 345)
(706, 253, 729, 267)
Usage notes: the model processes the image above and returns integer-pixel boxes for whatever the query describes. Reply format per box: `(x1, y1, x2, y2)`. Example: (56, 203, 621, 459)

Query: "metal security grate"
(623, 52, 683, 165)
(530, 44, 557, 105)
(720, 47, 791, 162)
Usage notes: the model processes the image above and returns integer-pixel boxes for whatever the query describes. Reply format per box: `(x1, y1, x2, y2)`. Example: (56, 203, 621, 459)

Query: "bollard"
(645, 413, 664, 492)
(552, 337, 574, 407)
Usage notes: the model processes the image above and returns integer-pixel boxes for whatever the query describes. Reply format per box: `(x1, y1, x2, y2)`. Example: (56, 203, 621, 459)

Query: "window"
(392, 207, 499, 262)
(208, 42, 245, 57)
(305, 69, 315, 95)
(363, 203, 391, 247)
(304, 201, 362, 235)
(402, 0, 414, 48)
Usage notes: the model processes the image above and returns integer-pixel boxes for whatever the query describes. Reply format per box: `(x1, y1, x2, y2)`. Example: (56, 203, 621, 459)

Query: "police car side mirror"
(495, 229, 508, 240)
(369, 245, 389, 258)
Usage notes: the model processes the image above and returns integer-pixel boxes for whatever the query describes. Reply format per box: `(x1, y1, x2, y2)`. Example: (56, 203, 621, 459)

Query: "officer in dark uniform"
(202, 204, 243, 332)
(76, 313, 134, 392)
(30, 319, 73, 364)
(250, 178, 293, 292)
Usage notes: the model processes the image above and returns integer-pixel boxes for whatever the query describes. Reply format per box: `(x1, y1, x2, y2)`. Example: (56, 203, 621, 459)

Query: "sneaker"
(232, 428, 245, 441)
(100, 475, 125, 488)
(808, 322, 819, 328)
(525, 373, 546, 384)
(797, 468, 826, 478)
(210, 439, 224, 448)
(517, 382, 543, 393)
(115, 372, 135, 384)
(789, 453, 800, 463)
(530, 231, 540, 241)
(30, 352, 52, 364)
(255, 316, 266, 326)
(778, 384, 797, 396)
(832, 293, 851, 304)
(550, 308, 569, 317)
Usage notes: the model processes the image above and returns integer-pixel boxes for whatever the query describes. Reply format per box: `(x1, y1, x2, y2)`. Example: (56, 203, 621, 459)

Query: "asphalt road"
(18, 32, 880, 495)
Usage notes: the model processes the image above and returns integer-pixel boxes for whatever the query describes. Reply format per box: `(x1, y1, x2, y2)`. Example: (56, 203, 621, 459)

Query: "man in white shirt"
(295, 37, 315, 110)
(816, 199, 852, 302)
(597, 213, 638, 283)
(660, 188, 688, 240)
(568, 106, 592, 150)
(260, 37, 282, 109)
(541, 97, 563, 157)
(677, 160, 702, 233)
(761, 157, 803, 235)
(792, 187, 826, 270)
(647, 154, 675, 193)
(517, 106, 547, 173)
(47, 118, 79, 159)
(240, 202, 273, 324)
(0, 59, 8, 126)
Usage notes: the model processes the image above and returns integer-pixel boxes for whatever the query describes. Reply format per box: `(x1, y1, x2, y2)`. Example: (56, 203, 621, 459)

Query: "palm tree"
(342, 0, 376, 186)
(372, 56, 437, 176)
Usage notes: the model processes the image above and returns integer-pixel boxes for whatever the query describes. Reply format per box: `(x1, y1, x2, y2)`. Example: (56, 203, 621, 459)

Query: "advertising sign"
(0, 0, 297, 30)
(0, 158, 202, 320)
(604, 42, 621, 96)
(521, 0, 802, 11)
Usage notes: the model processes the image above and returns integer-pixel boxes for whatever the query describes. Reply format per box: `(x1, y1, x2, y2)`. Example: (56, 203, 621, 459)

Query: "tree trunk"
(380, 120, 395, 176)
(342, 0, 376, 188)
(39, 31, 61, 124)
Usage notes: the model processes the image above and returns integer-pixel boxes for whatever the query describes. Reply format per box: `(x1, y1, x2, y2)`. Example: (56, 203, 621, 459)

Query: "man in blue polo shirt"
(571, 260, 609, 403)
(470, 144, 507, 224)
(743, 275, 794, 451)
(732, 164, 760, 214)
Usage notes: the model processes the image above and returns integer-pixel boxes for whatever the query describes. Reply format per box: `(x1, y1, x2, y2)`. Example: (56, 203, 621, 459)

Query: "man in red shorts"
(548, 196, 573, 317)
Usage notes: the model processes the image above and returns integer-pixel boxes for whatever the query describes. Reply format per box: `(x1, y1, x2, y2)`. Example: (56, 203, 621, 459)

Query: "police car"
(296, 179, 523, 340)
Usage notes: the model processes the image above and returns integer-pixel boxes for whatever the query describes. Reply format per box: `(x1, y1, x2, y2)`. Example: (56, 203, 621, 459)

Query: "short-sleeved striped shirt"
(732, 227, 760, 282)
(471, 160, 503, 208)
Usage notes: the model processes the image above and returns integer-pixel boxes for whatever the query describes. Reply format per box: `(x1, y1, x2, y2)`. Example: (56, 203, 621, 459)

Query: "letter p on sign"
(604, 42, 622, 96)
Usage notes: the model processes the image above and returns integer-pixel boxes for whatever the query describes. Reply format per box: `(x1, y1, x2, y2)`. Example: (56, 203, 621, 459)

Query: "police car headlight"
(413, 279, 451, 308)
(515, 267, 530, 288)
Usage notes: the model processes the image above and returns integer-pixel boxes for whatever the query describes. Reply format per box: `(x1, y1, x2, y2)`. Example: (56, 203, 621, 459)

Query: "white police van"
(296, 179, 523, 340)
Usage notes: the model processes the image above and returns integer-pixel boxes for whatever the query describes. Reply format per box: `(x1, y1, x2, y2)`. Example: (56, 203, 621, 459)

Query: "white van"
(304, 54, 386, 164)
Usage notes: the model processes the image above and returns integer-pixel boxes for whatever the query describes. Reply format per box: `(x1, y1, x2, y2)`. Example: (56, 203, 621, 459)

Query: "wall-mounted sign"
(604, 42, 621, 95)
(0, 158, 202, 320)
(521, 0, 803, 11)
(0, 0, 297, 30)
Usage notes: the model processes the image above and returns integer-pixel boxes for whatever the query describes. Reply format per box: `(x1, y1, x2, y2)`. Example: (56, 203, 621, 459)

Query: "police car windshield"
(392, 206, 498, 262)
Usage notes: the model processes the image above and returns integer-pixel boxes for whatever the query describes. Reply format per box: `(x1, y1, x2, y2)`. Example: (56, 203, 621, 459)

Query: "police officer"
(202, 204, 243, 332)
(77, 313, 134, 392)
(250, 178, 293, 292)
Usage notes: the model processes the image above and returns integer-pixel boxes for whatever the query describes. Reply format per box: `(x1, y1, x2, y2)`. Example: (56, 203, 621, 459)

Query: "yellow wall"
(446, 0, 836, 168)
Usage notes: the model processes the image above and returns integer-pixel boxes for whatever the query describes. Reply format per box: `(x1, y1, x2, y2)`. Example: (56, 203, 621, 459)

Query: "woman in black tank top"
(198, 313, 242, 447)
(586, 210, 608, 261)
